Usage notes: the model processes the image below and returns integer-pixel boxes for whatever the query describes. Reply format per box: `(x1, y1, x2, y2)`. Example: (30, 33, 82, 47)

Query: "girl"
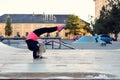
(26, 24, 64, 59)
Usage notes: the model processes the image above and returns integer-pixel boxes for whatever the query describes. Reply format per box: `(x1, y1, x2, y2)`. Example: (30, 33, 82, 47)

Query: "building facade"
(94, 0, 107, 19)
(0, 14, 90, 39)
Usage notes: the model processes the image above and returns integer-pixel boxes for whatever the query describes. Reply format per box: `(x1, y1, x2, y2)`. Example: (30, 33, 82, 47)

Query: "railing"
(2, 37, 75, 49)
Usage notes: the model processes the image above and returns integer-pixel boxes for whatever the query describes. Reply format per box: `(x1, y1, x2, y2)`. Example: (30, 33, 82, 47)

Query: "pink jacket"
(26, 32, 38, 40)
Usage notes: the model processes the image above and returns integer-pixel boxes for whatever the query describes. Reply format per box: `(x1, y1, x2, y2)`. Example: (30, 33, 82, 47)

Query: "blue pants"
(26, 40, 39, 58)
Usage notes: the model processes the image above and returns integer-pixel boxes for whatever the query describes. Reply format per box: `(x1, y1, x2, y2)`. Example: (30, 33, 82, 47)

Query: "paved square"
(0, 42, 120, 79)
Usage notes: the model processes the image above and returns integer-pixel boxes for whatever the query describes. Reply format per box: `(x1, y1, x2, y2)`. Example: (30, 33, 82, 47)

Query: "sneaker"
(39, 56, 43, 59)
(33, 56, 39, 59)
(57, 24, 65, 32)
(34, 56, 45, 59)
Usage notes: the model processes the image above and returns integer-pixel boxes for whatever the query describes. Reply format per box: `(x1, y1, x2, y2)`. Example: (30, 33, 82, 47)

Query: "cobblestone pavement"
(0, 42, 120, 79)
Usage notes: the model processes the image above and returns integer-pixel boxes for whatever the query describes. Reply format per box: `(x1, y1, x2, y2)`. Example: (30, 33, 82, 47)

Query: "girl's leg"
(32, 43, 39, 59)
(33, 27, 57, 36)
(33, 25, 64, 36)
(26, 40, 39, 59)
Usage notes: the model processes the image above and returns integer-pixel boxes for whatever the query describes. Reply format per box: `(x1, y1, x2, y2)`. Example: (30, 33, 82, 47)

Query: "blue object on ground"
(0, 36, 4, 41)
(74, 36, 105, 43)
(98, 34, 113, 44)
(75, 36, 97, 42)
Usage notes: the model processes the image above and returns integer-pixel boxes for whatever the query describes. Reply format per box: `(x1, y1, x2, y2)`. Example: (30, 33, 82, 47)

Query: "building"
(0, 14, 90, 39)
(93, 0, 107, 19)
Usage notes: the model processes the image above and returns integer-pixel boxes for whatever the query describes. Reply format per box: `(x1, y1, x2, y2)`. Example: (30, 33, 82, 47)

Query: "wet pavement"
(0, 42, 120, 79)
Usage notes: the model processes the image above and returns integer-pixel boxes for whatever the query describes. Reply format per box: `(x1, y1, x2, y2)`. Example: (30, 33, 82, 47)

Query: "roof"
(0, 14, 90, 24)
(0, 14, 69, 23)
